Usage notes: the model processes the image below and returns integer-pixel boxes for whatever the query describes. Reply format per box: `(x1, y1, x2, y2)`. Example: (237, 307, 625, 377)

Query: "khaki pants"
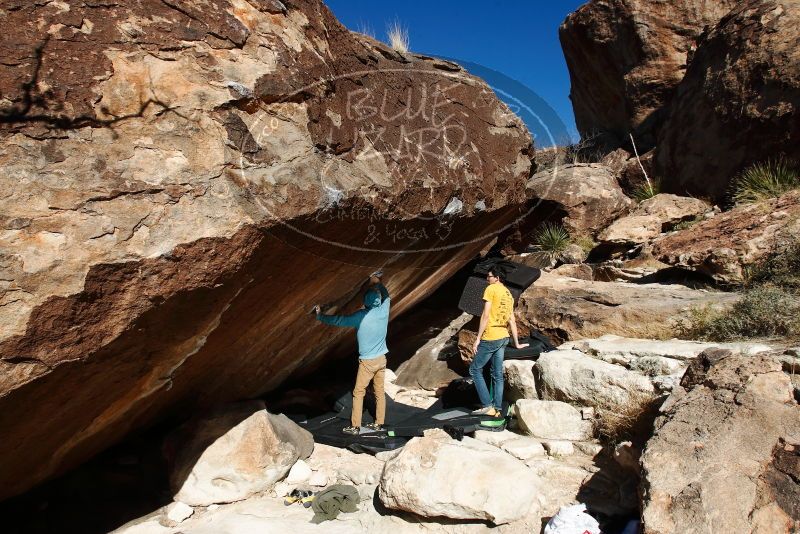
(351, 355, 386, 427)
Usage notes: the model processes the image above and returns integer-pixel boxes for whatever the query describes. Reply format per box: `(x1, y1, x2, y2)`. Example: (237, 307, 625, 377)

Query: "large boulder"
(655, 0, 800, 200)
(559, 0, 739, 150)
(378, 434, 541, 525)
(598, 194, 710, 246)
(516, 271, 739, 343)
(641, 352, 800, 533)
(164, 401, 313, 506)
(653, 190, 800, 284)
(527, 164, 633, 236)
(535, 350, 655, 410)
(0, 0, 533, 498)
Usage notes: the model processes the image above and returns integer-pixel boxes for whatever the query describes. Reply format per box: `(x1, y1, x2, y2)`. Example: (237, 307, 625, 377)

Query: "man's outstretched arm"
(315, 308, 364, 328)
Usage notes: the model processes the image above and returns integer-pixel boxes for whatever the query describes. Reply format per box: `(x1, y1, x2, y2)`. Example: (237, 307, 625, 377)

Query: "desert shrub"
(730, 157, 800, 205)
(572, 234, 597, 255)
(594, 392, 662, 447)
(745, 237, 800, 291)
(387, 21, 409, 53)
(682, 286, 800, 341)
(531, 222, 570, 264)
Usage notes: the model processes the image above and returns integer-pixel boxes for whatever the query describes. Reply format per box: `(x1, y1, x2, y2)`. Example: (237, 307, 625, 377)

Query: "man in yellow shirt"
(470, 266, 528, 417)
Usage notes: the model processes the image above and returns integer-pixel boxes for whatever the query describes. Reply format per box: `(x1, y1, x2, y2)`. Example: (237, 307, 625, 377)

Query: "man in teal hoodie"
(315, 272, 390, 435)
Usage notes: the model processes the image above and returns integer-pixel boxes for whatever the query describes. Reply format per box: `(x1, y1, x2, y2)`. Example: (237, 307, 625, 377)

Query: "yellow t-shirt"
(481, 283, 514, 341)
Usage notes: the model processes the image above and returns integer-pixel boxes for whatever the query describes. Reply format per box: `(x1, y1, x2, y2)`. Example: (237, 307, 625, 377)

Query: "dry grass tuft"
(387, 21, 409, 53)
(594, 392, 662, 447)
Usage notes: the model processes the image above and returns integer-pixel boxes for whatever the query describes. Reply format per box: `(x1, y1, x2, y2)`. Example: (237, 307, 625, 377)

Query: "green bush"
(531, 222, 570, 264)
(682, 286, 800, 341)
(731, 157, 800, 205)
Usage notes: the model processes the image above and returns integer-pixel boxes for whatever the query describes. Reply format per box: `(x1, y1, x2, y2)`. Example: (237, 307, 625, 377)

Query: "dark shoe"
(342, 425, 360, 435)
(365, 422, 384, 431)
(284, 488, 312, 506)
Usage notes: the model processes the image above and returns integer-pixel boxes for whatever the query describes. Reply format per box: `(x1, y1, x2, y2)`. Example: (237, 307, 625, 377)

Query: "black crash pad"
(292, 391, 508, 454)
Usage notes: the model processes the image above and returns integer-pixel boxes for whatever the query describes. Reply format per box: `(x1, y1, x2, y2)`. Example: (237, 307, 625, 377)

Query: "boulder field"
(0, 0, 533, 499)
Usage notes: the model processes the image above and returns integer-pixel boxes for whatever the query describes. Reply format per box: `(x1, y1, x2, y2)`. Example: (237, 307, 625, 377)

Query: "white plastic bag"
(544, 503, 601, 534)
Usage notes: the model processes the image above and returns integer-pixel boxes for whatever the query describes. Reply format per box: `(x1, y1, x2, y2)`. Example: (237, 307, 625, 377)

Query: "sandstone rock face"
(516, 272, 738, 343)
(560, 0, 739, 150)
(527, 164, 633, 235)
(515, 399, 593, 441)
(656, 0, 800, 200)
(164, 401, 313, 506)
(641, 353, 800, 533)
(598, 194, 710, 245)
(0, 1, 533, 498)
(653, 191, 800, 284)
(535, 350, 655, 410)
(378, 434, 541, 525)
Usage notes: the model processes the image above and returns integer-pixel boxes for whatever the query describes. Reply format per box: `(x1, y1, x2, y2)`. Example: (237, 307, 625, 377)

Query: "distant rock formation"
(0, 0, 532, 499)
(655, 0, 800, 200)
(559, 0, 739, 151)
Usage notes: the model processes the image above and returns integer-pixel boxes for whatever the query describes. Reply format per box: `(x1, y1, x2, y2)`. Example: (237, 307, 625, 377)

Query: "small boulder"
(598, 194, 710, 245)
(515, 399, 593, 441)
(527, 164, 633, 236)
(284, 459, 312, 485)
(164, 401, 313, 506)
(378, 434, 541, 525)
(504, 360, 538, 401)
(502, 437, 546, 461)
(550, 263, 594, 280)
(560, 243, 587, 264)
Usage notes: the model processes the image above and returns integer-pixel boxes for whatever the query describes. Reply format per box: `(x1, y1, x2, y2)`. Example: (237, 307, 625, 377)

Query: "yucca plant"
(731, 157, 800, 205)
(531, 222, 570, 264)
(631, 180, 660, 202)
(387, 21, 409, 53)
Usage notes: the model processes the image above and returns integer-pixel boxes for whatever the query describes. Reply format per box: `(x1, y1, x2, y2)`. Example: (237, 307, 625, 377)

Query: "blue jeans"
(469, 337, 509, 409)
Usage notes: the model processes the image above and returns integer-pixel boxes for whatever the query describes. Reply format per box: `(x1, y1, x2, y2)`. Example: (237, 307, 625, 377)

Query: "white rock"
(536, 350, 655, 410)
(379, 434, 541, 525)
(473, 429, 519, 448)
(504, 360, 538, 401)
(574, 441, 603, 456)
(562, 335, 772, 363)
(285, 459, 312, 484)
(166, 401, 314, 506)
(501, 437, 546, 460)
(166, 502, 194, 523)
(272, 481, 293, 497)
(542, 440, 575, 457)
(515, 399, 593, 441)
(307, 470, 329, 487)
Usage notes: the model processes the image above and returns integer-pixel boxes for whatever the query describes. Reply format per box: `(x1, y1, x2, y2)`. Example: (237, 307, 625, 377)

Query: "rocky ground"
(102, 326, 797, 534)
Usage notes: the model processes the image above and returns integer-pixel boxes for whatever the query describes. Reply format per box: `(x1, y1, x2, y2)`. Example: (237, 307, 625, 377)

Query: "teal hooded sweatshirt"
(316, 283, 390, 359)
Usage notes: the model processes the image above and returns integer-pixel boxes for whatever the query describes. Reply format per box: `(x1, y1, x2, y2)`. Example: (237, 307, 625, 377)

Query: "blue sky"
(325, 0, 586, 145)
